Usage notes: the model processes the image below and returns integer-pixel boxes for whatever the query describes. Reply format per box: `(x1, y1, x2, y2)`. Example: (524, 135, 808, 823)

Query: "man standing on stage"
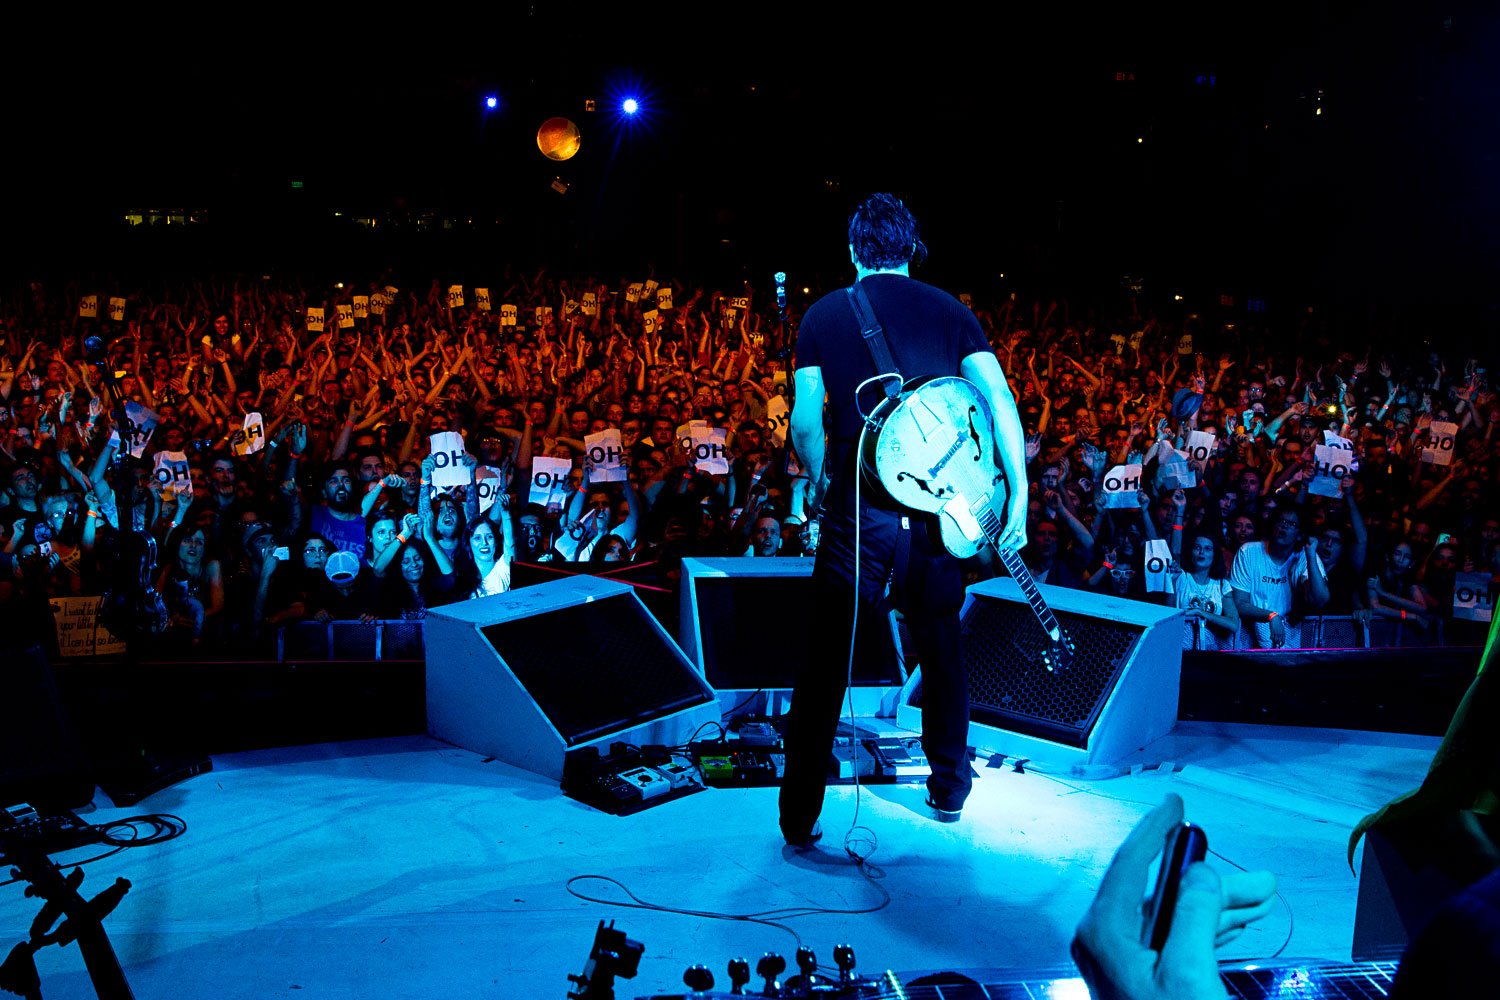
(781, 193, 1029, 847)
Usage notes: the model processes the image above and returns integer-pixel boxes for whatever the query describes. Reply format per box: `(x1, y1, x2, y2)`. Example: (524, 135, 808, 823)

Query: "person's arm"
(1230, 550, 1289, 647)
(201, 559, 226, 622)
(788, 365, 827, 513)
(1301, 539, 1329, 610)
(616, 479, 642, 544)
(1343, 479, 1368, 573)
(1166, 489, 1186, 562)
(962, 351, 1029, 553)
(497, 496, 516, 564)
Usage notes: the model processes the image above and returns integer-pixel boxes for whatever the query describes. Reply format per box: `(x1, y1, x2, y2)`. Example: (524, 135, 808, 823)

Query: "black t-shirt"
(795, 274, 989, 484)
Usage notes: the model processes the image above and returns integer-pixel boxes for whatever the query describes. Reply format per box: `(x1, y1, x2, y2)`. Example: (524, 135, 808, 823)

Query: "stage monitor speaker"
(896, 578, 1184, 767)
(679, 557, 906, 715)
(425, 576, 719, 781)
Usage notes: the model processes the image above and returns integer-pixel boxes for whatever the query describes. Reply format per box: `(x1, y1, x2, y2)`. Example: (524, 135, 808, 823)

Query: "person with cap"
(310, 548, 379, 623)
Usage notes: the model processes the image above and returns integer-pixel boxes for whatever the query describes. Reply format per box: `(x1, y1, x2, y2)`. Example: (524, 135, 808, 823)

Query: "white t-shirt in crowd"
(1229, 541, 1323, 648)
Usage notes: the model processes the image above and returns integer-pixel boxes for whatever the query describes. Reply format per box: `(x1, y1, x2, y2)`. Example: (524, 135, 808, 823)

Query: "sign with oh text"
(584, 428, 628, 482)
(306, 307, 326, 332)
(369, 292, 388, 316)
(765, 395, 791, 447)
(656, 286, 674, 310)
(529, 456, 573, 511)
(51, 596, 127, 658)
(1129, 330, 1145, 350)
(730, 296, 750, 310)
(78, 294, 99, 318)
(677, 420, 708, 454)
(336, 303, 355, 329)
(1453, 572, 1494, 622)
(1309, 443, 1354, 499)
(1322, 430, 1360, 471)
(642, 280, 659, 299)
(473, 465, 505, 514)
(353, 295, 369, 318)
(1158, 447, 1196, 490)
(721, 307, 739, 330)
(230, 412, 266, 456)
(1177, 334, 1194, 355)
(641, 309, 660, 335)
(1144, 538, 1176, 594)
(154, 450, 191, 489)
(564, 299, 581, 317)
(1185, 430, 1215, 473)
(624, 283, 643, 304)
(474, 288, 492, 312)
(1423, 421, 1458, 466)
(446, 285, 465, 309)
(581, 292, 597, 316)
(499, 303, 517, 327)
(118, 401, 158, 454)
(428, 431, 471, 489)
(108, 297, 126, 322)
(535, 305, 554, 325)
(1100, 464, 1143, 509)
(690, 426, 730, 474)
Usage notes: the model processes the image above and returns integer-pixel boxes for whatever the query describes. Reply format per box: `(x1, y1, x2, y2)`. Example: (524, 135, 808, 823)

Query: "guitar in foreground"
(860, 375, 1076, 671)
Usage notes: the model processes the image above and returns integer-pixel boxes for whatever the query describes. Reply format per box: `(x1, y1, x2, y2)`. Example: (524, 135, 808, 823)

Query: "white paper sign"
(78, 294, 98, 318)
(625, 283, 643, 304)
(1309, 443, 1353, 499)
(1159, 447, 1197, 490)
(691, 427, 730, 475)
(353, 295, 369, 318)
(475, 288, 492, 312)
(1100, 464, 1143, 509)
(231, 412, 266, 456)
(499, 304, 517, 327)
(108, 297, 126, 322)
(677, 420, 709, 454)
(428, 431, 470, 489)
(564, 299, 581, 317)
(641, 309, 660, 335)
(765, 395, 791, 447)
(730, 296, 750, 310)
(656, 286, 674, 310)
(1144, 538, 1175, 594)
(529, 455, 573, 511)
(51, 595, 127, 658)
(642, 280, 659, 299)
(336, 303, 355, 329)
(1177, 334, 1193, 355)
(580, 292, 596, 316)
(1129, 330, 1145, 349)
(306, 307, 326, 332)
(122, 401, 158, 454)
(446, 285, 465, 309)
(1321, 430, 1360, 471)
(1454, 572, 1494, 622)
(153, 450, 192, 488)
(721, 307, 739, 329)
(1424, 421, 1458, 466)
(1185, 430, 1215, 473)
(534, 306, 554, 325)
(584, 429, 628, 483)
(473, 465, 505, 514)
(369, 293, 388, 316)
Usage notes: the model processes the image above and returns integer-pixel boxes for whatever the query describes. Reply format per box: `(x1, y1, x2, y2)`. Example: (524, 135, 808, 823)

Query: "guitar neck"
(975, 507, 1063, 640)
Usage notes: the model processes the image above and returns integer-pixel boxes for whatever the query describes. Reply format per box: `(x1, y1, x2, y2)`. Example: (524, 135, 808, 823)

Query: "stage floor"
(1, 720, 1439, 999)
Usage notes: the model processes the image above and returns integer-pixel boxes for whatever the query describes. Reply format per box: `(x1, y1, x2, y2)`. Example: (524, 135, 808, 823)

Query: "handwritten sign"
(1423, 421, 1458, 466)
(1185, 430, 1215, 473)
(231, 412, 266, 457)
(641, 309, 660, 335)
(1309, 444, 1353, 499)
(369, 292, 388, 316)
(580, 292, 597, 316)
(564, 299, 580, 317)
(473, 465, 505, 515)
(1177, 334, 1194, 355)
(446, 285, 465, 309)
(307, 306, 326, 332)
(1100, 464, 1143, 509)
(765, 395, 791, 447)
(120, 401, 158, 454)
(730, 296, 750, 310)
(1454, 572, 1494, 622)
(656, 286, 674, 311)
(584, 429, 627, 483)
(1144, 538, 1176, 594)
(1159, 447, 1196, 490)
(154, 450, 191, 488)
(108, 297, 126, 322)
(51, 596, 127, 658)
(499, 303, 517, 327)
(721, 307, 738, 330)
(474, 288, 492, 312)
(336, 303, 355, 329)
(78, 294, 99, 318)
(530, 456, 573, 511)
(691, 426, 730, 475)
(624, 283, 643, 304)
(428, 431, 470, 489)
(353, 295, 369, 318)
(535, 305, 554, 325)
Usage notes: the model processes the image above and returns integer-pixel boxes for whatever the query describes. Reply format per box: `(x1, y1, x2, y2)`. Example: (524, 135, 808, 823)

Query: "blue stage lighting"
(621, 98, 639, 115)
(485, 95, 499, 110)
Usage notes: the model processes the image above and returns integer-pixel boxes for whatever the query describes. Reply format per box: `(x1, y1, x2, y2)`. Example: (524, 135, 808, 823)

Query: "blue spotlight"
(621, 98, 639, 115)
(484, 95, 499, 110)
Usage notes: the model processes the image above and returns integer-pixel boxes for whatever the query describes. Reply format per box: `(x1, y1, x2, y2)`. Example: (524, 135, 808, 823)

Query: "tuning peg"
(833, 944, 856, 981)
(727, 957, 750, 995)
(795, 946, 817, 979)
(683, 964, 714, 992)
(756, 952, 786, 993)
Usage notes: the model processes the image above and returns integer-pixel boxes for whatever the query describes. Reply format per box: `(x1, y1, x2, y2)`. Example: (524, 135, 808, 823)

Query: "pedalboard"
(561, 743, 704, 816)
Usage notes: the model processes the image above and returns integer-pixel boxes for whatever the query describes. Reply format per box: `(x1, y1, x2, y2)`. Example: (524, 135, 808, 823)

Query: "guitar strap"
(845, 280, 902, 401)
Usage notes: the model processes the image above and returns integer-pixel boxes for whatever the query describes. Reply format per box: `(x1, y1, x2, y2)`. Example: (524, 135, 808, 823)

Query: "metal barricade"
(276, 620, 427, 662)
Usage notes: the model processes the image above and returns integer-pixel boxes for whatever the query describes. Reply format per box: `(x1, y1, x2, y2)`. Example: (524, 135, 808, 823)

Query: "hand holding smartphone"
(1142, 822, 1209, 951)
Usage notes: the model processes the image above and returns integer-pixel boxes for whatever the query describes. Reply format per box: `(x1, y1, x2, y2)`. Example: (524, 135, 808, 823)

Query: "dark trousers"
(778, 490, 971, 840)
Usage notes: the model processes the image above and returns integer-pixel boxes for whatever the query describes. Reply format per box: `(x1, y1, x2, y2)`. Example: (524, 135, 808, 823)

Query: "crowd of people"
(0, 271, 1493, 658)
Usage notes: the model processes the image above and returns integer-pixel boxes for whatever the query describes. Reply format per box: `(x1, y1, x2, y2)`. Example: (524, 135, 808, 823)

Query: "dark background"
(4, 4, 1498, 328)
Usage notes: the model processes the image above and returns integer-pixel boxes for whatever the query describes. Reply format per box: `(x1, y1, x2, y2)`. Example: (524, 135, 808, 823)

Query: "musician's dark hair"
(848, 193, 928, 270)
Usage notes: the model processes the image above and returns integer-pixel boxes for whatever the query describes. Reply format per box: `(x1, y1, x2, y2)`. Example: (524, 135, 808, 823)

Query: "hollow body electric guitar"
(860, 375, 1075, 671)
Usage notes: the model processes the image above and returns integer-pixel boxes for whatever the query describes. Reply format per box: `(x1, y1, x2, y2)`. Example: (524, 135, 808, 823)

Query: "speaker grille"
(951, 604, 1144, 748)
(479, 593, 711, 746)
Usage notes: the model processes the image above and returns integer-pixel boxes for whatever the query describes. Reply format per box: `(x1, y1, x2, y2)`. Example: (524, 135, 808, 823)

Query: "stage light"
(622, 98, 640, 115)
(485, 95, 498, 110)
(1136, 137, 1144, 143)
(1173, 294, 1184, 301)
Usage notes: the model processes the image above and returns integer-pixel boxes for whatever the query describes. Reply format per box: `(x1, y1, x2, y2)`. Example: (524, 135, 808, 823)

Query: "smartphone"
(273, 546, 290, 562)
(1142, 822, 1209, 951)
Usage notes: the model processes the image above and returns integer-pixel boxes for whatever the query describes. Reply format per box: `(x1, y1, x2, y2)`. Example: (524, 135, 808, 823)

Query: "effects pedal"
(736, 722, 781, 747)
(871, 738, 930, 778)
(831, 744, 876, 779)
(616, 767, 671, 800)
(651, 762, 698, 790)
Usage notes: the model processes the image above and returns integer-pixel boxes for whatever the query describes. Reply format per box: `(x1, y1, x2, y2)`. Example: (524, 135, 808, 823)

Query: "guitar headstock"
(1040, 633, 1077, 673)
